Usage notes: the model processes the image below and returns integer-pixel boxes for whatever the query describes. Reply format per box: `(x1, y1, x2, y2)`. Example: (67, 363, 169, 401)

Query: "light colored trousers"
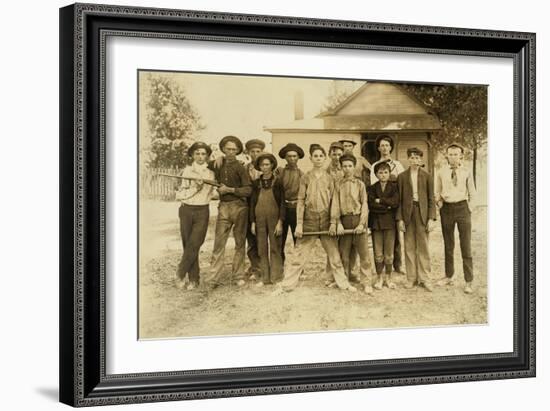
(404, 204, 431, 284)
(208, 200, 248, 284)
(281, 235, 351, 291)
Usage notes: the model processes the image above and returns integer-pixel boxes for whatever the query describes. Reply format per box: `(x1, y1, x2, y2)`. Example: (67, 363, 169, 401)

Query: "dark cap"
(339, 153, 357, 166)
(375, 134, 395, 152)
(329, 141, 344, 152)
(254, 153, 278, 171)
(446, 142, 465, 153)
(278, 143, 305, 159)
(219, 135, 243, 155)
(187, 141, 212, 157)
(309, 144, 326, 156)
(245, 139, 266, 151)
(374, 160, 392, 174)
(407, 147, 424, 157)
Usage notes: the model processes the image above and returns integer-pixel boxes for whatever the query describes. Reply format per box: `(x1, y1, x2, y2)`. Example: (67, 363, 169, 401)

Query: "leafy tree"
(401, 83, 487, 183)
(321, 80, 361, 113)
(145, 73, 205, 168)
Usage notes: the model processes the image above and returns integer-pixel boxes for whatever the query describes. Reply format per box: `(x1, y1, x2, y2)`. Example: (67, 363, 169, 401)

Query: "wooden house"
(265, 82, 441, 174)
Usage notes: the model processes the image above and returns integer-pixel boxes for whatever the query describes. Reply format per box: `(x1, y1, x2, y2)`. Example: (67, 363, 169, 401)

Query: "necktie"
(450, 167, 458, 186)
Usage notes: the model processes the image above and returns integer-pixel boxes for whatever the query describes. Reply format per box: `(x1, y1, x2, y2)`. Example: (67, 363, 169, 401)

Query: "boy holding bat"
(174, 142, 216, 290)
(331, 154, 374, 294)
(272, 144, 356, 294)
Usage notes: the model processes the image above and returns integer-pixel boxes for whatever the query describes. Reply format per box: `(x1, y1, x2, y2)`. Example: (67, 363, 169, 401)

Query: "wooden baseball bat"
(301, 229, 359, 236)
(155, 173, 221, 187)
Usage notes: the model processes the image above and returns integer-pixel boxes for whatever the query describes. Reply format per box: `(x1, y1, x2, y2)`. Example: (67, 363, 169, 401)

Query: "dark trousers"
(246, 225, 261, 275)
(256, 213, 284, 284)
(281, 207, 297, 262)
(338, 215, 372, 282)
(177, 204, 210, 285)
(393, 229, 403, 272)
(372, 229, 395, 266)
(440, 200, 474, 283)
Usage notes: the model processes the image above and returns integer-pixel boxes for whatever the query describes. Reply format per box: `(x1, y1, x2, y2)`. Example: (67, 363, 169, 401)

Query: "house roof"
(266, 82, 441, 133)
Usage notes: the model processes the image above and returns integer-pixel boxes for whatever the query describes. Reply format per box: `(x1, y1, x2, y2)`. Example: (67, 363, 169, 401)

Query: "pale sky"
(139, 71, 363, 150)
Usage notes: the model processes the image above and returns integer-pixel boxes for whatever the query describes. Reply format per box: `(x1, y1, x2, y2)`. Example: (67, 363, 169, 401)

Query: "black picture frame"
(59, 3, 536, 407)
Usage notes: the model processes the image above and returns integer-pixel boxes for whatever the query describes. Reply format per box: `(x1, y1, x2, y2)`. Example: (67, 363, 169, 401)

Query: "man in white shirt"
(175, 142, 216, 290)
(370, 135, 405, 185)
(435, 143, 477, 294)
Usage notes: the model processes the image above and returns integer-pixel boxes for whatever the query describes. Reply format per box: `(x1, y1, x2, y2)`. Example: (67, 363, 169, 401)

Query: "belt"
(285, 199, 298, 205)
(443, 200, 467, 206)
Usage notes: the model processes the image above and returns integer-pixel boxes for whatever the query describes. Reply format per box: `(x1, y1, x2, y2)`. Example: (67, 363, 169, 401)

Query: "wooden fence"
(140, 167, 182, 201)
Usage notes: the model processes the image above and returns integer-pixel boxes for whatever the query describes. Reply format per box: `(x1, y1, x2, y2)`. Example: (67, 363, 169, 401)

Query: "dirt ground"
(139, 200, 487, 339)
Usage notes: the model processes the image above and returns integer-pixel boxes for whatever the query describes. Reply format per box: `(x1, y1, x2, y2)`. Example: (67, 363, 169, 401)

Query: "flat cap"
(329, 141, 345, 152)
(245, 139, 266, 151)
(407, 147, 424, 157)
(339, 153, 357, 165)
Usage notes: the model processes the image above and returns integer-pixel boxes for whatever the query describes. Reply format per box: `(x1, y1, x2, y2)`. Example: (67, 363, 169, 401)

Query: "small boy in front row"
(367, 161, 400, 289)
(331, 154, 374, 294)
(396, 147, 436, 292)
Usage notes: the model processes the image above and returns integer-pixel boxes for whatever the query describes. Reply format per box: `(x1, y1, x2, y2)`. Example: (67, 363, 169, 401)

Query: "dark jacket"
(208, 158, 252, 202)
(367, 181, 399, 230)
(249, 175, 286, 223)
(396, 168, 436, 226)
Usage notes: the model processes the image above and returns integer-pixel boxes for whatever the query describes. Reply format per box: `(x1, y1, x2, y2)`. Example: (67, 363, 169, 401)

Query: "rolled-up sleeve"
(233, 166, 252, 198)
(296, 175, 307, 226)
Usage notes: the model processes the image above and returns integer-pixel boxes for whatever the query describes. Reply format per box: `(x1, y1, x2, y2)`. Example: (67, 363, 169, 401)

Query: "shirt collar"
(192, 162, 208, 172)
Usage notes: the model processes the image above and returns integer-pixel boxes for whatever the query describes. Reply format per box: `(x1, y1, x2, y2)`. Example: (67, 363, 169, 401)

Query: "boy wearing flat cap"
(396, 147, 436, 292)
(339, 137, 372, 184)
(435, 143, 477, 294)
(207, 135, 252, 287)
(273, 144, 356, 294)
(338, 138, 368, 282)
(175, 142, 216, 290)
(276, 143, 305, 262)
(368, 161, 400, 290)
(326, 141, 345, 181)
(249, 153, 285, 286)
(243, 138, 266, 281)
(244, 139, 265, 181)
(331, 154, 374, 294)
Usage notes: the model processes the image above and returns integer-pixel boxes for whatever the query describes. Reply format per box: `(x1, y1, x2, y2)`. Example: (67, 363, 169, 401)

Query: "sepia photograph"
(138, 70, 488, 339)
